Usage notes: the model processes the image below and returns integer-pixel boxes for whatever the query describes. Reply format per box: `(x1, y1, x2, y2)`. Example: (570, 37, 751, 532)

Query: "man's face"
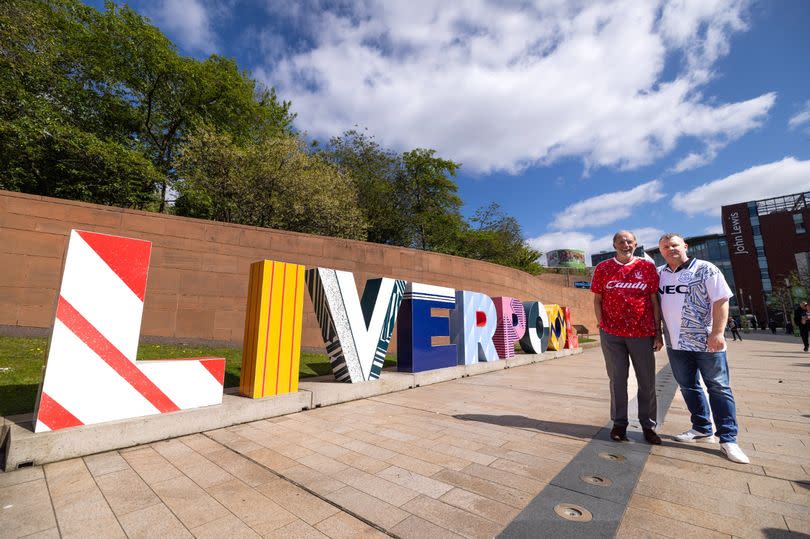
(613, 233, 637, 257)
(659, 236, 688, 266)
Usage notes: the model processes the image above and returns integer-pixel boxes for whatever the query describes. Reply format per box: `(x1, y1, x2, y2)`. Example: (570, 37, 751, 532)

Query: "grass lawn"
(0, 336, 395, 417)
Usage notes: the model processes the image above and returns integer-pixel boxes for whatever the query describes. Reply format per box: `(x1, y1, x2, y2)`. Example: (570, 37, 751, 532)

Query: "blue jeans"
(666, 349, 738, 443)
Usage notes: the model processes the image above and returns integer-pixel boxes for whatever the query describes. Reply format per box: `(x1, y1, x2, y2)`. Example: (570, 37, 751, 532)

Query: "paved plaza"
(1, 334, 808, 538)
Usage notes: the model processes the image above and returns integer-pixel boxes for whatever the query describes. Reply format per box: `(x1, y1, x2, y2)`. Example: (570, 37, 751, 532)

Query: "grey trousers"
(600, 329, 658, 429)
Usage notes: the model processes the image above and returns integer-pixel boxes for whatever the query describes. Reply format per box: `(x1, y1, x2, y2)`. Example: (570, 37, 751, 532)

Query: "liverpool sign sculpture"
(34, 230, 578, 432)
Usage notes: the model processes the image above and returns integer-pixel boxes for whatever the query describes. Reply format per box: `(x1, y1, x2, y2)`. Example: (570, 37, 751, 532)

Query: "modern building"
(590, 246, 646, 266)
(646, 234, 738, 310)
(721, 191, 810, 326)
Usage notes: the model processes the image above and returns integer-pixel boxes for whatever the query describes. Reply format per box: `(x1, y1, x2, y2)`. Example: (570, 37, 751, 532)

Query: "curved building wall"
(0, 191, 596, 350)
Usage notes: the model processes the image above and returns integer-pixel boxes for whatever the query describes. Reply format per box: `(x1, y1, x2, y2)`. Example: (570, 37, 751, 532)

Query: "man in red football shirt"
(592, 230, 663, 444)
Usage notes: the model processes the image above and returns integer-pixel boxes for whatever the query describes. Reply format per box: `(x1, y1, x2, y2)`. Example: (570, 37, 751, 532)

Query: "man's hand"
(707, 332, 725, 352)
(653, 334, 663, 351)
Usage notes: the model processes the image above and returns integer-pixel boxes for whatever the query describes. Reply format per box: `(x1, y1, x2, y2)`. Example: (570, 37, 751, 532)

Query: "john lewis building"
(721, 191, 810, 325)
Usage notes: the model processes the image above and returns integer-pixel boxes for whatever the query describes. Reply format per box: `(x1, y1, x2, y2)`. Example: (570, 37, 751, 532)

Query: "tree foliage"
(323, 129, 407, 245)
(175, 125, 366, 239)
(0, 0, 293, 209)
(0, 0, 161, 207)
(460, 203, 544, 274)
(397, 149, 463, 252)
(1, 0, 542, 274)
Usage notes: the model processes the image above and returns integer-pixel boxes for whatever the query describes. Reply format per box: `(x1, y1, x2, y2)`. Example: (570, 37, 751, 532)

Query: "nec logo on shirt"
(659, 285, 688, 294)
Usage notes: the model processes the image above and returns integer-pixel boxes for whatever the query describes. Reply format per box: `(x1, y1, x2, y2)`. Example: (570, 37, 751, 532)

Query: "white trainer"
(721, 442, 750, 464)
(674, 429, 718, 443)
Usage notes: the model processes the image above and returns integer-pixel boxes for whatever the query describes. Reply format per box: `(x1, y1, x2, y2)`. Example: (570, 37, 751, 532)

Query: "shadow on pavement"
(453, 413, 601, 439)
(763, 528, 810, 538)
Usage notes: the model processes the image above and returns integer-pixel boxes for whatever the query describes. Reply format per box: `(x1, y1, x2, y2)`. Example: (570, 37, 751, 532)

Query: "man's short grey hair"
(659, 232, 684, 243)
(613, 230, 637, 244)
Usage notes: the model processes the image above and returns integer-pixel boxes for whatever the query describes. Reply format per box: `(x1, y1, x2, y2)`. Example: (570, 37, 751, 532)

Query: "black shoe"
(643, 428, 662, 445)
(610, 426, 628, 442)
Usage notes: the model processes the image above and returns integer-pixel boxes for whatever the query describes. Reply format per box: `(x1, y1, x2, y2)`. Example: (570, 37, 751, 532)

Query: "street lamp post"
(785, 278, 794, 335)
(762, 291, 770, 329)
(738, 288, 747, 330)
(749, 294, 754, 329)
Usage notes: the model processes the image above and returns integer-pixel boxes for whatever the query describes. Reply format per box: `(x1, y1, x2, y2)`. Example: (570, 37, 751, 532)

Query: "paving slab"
(1, 335, 808, 538)
(3, 390, 311, 471)
(3, 352, 579, 471)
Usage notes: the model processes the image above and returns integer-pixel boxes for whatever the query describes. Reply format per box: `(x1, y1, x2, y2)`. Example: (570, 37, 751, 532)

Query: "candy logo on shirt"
(605, 281, 647, 290)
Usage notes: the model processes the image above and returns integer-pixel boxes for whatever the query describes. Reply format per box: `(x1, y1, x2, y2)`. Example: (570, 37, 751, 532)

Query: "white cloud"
(673, 157, 810, 216)
(788, 100, 810, 129)
(671, 151, 713, 173)
(147, 0, 217, 54)
(528, 227, 663, 266)
(255, 0, 775, 173)
(550, 180, 665, 230)
(704, 224, 724, 234)
(670, 139, 727, 173)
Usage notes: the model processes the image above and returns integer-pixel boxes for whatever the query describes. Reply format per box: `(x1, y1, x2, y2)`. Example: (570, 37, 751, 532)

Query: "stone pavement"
(1, 334, 808, 538)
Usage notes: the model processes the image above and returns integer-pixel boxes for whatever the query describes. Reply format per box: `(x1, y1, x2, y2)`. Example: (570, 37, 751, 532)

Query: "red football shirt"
(591, 257, 658, 337)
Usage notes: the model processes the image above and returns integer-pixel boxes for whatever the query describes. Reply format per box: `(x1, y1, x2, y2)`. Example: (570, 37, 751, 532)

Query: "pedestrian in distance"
(794, 300, 808, 352)
(657, 233, 749, 464)
(728, 318, 742, 341)
(592, 230, 664, 445)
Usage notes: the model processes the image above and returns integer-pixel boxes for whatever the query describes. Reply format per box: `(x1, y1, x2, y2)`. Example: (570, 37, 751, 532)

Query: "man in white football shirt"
(657, 233, 749, 464)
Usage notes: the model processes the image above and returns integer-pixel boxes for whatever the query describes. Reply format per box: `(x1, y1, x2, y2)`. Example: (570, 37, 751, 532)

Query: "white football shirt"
(658, 258, 733, 352)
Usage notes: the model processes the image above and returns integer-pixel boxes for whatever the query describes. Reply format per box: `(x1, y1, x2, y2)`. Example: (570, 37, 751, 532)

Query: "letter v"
(306, 268, 405, 383)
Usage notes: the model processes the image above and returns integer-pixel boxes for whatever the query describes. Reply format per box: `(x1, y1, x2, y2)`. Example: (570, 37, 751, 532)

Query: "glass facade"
(794, 213, 806, 234)
(748, 201, 772, 293)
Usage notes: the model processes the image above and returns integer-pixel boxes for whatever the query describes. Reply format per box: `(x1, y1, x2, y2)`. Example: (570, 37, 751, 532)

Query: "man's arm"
(651, 293, 663, 351)
(708, 298, 729, 352)
(593, 293, 603, 328)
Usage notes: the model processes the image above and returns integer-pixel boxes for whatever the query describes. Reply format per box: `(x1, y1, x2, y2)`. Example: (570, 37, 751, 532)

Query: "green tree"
(0, 0, 161, 207)
(459, 203, 543, 274)
(0, 0, 294, 210)
(175, 125, 366, 239)
(323, 129, 407, 245)
(397, 149, 464, 252)
(79, 2, 295, 210)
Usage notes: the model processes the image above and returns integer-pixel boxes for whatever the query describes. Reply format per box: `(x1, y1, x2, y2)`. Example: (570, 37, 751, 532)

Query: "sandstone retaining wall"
(0, 190, 596, 351)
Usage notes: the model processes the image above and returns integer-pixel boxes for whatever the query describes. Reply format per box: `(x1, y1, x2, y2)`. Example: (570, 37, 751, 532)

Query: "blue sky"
(85, 0, 810, 263)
